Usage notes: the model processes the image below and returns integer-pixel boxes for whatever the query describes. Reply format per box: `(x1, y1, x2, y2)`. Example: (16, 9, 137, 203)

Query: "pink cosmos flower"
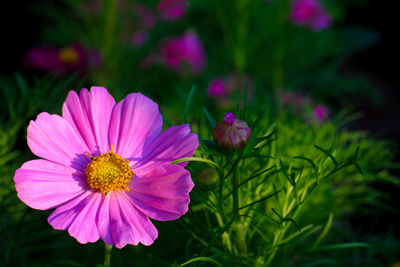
(25, 44, 101, 74)
(14, 86, 198, 248)
(291, 0, 332, 31)
(158, 0, 188, 21)
(159, 31, 206, 75)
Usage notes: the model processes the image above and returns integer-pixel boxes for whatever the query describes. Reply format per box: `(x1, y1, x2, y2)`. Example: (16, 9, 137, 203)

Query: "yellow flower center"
(58, 47, 79, 64)
(85, 147, 133, 194)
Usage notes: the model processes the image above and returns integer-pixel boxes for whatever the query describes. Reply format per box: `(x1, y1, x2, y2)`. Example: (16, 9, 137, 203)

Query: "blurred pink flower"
(278, 89, 330, 124)
(207, 73, 253, 108)
(291, 0, 332, 31)
(208, 78, 227, 97)
(80, 0, 103, 14)
(311, 104, 330, 124)
(159, 31, 206, 75)
(158, 0, 188, 21)
(133, 3, 156, 30)
(278, 90, 311, 114)
(25, 44, 101, 74)
(14, 86, 198, 248)
(132, 30, 149, 46)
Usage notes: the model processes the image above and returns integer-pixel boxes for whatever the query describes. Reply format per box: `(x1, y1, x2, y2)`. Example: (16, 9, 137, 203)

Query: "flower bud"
(197, 168, 218, 185)
(213, 112, 251, 149)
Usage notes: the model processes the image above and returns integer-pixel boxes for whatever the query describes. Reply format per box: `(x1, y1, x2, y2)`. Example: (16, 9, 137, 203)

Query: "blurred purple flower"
(133, 3, 156, 30)
(132, 30, 149, 46)
(25, 44, 101, 74)
(278, 89, 330, 124)
(278, 90, 311, 114)
(291, 0, 332, 31)
(158, 0, 188, 21)
(207, 73, 253, 108)
(158, 31, 206, 75)
(80, 0, 103, 14)
(311, 104, 330, 124)
(208, 78, 227, 97)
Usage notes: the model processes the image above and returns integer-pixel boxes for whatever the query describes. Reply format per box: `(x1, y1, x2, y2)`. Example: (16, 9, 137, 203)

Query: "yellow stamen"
(85, 146, 133, 194)
(58, 47, 79, 64)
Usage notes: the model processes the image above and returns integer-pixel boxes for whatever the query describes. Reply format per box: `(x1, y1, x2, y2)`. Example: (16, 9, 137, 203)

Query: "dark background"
(1, 1, 398, 135)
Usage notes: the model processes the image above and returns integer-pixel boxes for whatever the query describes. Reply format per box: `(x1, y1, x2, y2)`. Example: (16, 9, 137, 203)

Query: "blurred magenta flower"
(133, 3, 156, 30)
(128, 3, 156, 46)
(207, 73, 253, 108)
(213, 112, 252, 149)
(291, 0, 332, 31)
(278, 89, 311, 114)
(310, 104, 330, 124)
(158, 31, 206, 74)
(278, 89, 330, 124)
(14, 86, 198, 248)
(25, 44, 101, 74)
(80, 0, 103, 14)
(158, 0, 188, 21)
(208, 78, 227, 97)
(132, 30, 149, 46)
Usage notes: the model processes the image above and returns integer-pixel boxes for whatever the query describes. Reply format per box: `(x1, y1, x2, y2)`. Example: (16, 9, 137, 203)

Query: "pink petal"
(131, 124, 198, 174)
(14, 159, 88, 210)
(97, 191, 158, 248)
(48, 191, 102, 244)
(27, 112, 90, 171)
(62, 86, 116, 155)
(126, 164, 194, 221)
(108, 92, 163, 159)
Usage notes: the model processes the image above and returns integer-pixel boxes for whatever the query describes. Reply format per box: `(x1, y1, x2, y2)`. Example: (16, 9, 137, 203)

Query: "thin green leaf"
(313, 145, 338, 168)
(305, 259, 337, 266)
(313, 213, 334, 248)
(248, 222, 271, 244)
(294, 156, 318, 182)
(202, 106, 217, 129)
(237, 191, 280, 211)
(171, 157, 220, 169)
(278, 224, 314, 245)
(225, 165, 276, 199)
(250, 108, 266, 129)
(311, 242, 369, 251)
(353, 145, 360, 160)
(254, 131, 276, 149)
(201, 217, 237, 256)
(15, 73, 27, 94)
(161, 112, 173, 127)
(353, 162, 364, 175)
(279, 159, 295, 187)
(183, 85, 196, 123)
(243, 80, 248, 120)
(180, 256, 222, 267)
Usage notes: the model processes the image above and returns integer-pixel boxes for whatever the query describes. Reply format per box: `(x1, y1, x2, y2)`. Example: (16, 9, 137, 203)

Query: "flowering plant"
(14, 86, 198, 248)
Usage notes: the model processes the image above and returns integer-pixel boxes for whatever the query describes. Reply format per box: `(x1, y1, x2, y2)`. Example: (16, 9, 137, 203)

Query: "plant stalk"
(104, 243, 112, 267)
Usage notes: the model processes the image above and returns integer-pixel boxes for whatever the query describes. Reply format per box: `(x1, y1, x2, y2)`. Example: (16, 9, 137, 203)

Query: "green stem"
(233, 168, 247, 255)
(102, 0, 118, 58)
(232, 168, 239, 218)
(104, 243, 112, 267)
